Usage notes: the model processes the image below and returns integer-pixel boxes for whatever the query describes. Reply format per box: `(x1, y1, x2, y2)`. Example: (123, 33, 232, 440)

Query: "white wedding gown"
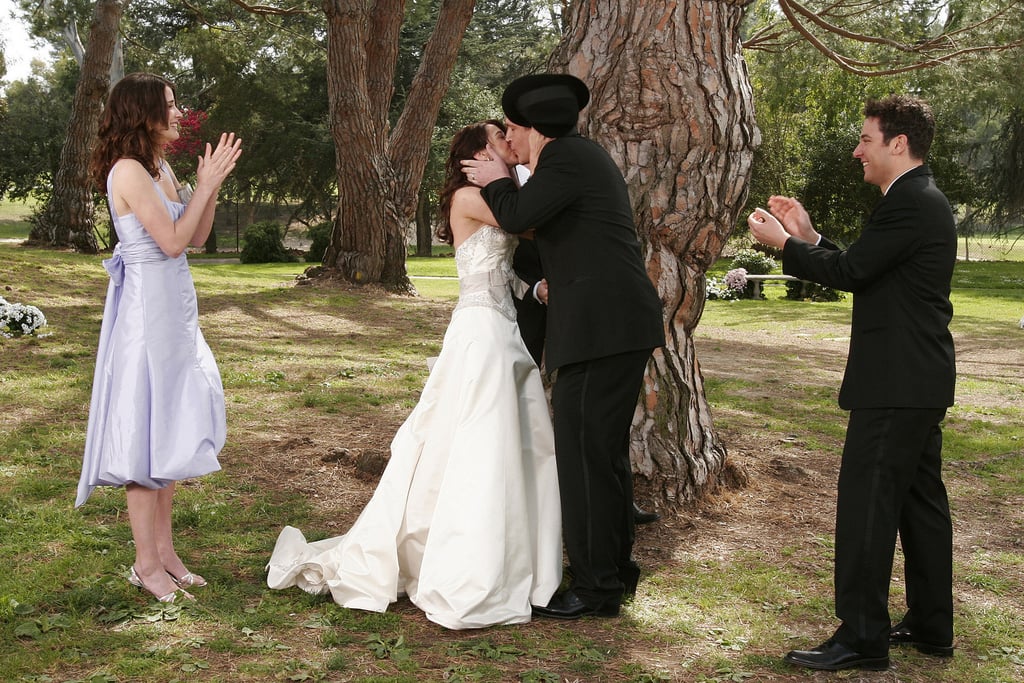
(267, 225, 562, 629)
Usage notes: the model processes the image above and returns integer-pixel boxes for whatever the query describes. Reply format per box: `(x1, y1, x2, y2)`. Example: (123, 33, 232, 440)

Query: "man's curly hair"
(864, 94, 935, 161)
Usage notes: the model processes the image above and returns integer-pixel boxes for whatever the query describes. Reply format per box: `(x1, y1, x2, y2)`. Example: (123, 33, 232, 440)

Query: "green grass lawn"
(0, 198, 37, 239)
(1, 232, 1022, 681)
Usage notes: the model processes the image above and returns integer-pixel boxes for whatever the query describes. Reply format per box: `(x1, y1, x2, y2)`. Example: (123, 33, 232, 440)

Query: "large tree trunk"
(321, 0, 396, 286)
(321, 0, 474, 291)
(550, 0, 760, 505)
(63, 13, 125, 83)
(29, 0, 126, 253)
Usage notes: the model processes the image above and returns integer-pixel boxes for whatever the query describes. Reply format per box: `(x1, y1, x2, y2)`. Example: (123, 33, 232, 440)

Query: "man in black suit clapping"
(748, 94, 956, 672)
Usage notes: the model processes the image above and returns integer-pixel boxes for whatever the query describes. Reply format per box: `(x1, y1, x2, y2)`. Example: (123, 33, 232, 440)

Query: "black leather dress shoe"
(890, 620, 955, 657)
(633, 502, 660, 524)
(532, 590, 619, 620)
(784, 639, 889, 671)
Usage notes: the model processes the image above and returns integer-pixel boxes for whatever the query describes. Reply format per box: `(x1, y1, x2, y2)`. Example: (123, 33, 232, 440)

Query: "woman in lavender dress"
(77, 73, 241, 603)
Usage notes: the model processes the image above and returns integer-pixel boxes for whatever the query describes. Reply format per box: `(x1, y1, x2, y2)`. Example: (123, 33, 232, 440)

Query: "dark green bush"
(240, 221, 295, 264)
(785, 280, 845, 302)
(306, 222, 332, 263)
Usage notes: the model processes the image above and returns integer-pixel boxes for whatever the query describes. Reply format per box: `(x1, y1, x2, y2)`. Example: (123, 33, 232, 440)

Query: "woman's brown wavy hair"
(435, 119, 504, 245)
(90, 72, 175, 194)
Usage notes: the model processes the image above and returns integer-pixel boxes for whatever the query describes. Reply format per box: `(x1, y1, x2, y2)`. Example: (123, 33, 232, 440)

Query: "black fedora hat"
(501, 73, 590, 138)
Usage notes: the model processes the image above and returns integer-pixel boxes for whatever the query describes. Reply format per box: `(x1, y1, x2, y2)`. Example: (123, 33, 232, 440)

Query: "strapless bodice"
(453, 226, 524, 321)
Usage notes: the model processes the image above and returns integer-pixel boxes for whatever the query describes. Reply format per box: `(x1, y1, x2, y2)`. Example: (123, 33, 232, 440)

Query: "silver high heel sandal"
(169, 570, 207, 588)
(129, 566, 194, 603)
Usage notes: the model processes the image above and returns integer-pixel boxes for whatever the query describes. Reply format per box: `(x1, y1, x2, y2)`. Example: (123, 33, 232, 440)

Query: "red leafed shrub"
(165, 108, 209, 177)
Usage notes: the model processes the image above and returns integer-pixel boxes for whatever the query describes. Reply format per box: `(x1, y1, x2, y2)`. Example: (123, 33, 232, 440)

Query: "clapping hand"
(747, 195, 820, 249)
(196, 133, 242, 191)
(747, 207, 789, 249)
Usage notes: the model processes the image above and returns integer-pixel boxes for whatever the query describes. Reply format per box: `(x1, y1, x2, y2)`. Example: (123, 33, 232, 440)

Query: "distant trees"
(172, 5, 336, 241)
(985, 108, 1024, 232)
(742, 0, 1024, 245)
(0, 63, 76, 202)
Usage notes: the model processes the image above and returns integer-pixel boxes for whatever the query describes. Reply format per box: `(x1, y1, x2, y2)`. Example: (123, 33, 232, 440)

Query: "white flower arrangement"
(724, 267, 748, 291)
(706, 268, 749, 301)
(0, 296, 48, 338)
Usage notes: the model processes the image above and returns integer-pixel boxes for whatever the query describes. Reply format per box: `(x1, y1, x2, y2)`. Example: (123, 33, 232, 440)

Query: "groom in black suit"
(463, 74, 665, 619)
(749, 94, 956, 671)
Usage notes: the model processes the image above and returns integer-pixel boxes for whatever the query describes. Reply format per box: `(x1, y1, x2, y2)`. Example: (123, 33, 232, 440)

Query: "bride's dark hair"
(436, 119, 505, 245)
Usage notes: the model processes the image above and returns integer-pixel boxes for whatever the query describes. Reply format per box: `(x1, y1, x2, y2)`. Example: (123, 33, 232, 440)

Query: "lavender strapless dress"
(76, 167, 225, 507)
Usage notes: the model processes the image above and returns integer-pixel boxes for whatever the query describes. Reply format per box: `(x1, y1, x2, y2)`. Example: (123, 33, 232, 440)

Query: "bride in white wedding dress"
(267, 121, 562, 629)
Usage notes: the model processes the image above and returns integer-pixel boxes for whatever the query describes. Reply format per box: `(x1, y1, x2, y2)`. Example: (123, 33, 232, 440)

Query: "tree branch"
(226, 0, 312, 16)
(761, 0, 1024, 76)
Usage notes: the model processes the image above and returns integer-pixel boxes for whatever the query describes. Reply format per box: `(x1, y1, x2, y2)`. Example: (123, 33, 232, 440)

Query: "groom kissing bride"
(464, 73, 665, 619)
(267, 73, 663, 630)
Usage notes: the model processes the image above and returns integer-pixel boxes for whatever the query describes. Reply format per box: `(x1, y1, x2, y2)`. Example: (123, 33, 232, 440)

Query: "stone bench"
(745, 274, 809, 299)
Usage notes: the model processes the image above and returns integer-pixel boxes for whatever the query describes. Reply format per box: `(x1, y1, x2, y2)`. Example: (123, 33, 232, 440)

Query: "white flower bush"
(706, 268, 748, 301)
(731, 248, 777, 275)
(0, 296, 48, 338)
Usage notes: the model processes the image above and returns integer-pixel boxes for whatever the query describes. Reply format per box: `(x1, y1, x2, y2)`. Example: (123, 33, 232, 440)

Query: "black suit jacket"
(482, 134, 664, 370)
(782, 165, 956, 410)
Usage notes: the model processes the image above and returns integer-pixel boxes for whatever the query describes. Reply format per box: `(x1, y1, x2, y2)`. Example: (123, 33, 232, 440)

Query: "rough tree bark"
(320, 0, 474, 290)
(28, 0, 126, 253)
(550, 0, 760, 505)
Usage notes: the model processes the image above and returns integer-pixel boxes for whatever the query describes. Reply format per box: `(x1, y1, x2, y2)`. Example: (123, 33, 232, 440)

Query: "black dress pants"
(550, 348, 652, 610)
(833, 407, 953, 656)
